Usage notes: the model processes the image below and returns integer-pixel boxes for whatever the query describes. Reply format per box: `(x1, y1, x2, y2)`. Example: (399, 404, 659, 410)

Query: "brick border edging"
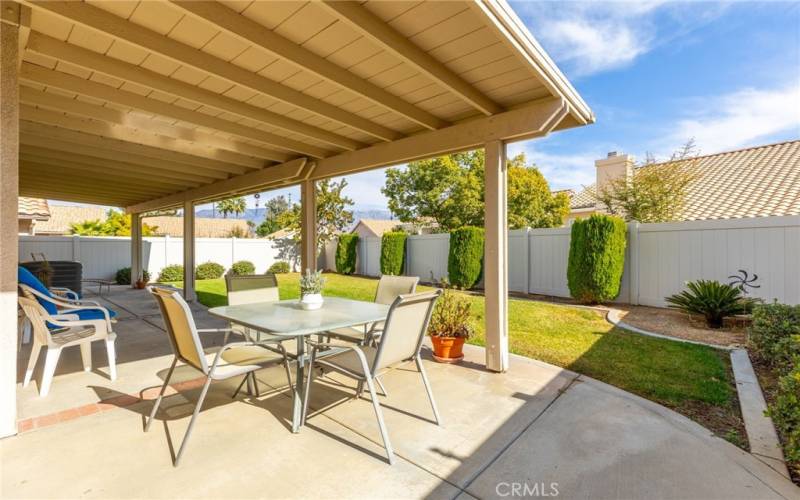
(729, 348, 791, 479)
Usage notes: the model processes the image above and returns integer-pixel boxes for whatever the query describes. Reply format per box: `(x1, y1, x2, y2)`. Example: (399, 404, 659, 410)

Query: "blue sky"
(55, 1, 800, 213)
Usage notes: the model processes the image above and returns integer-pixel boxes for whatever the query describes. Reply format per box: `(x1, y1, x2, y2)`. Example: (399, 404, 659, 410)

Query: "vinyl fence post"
(628, 221, 640, 305)
(72, 234, 81, 262)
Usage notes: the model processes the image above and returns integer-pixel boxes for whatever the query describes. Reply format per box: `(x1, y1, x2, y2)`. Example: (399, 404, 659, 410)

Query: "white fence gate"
(332, 215, 800, 306)
(19, 235, 282, 280)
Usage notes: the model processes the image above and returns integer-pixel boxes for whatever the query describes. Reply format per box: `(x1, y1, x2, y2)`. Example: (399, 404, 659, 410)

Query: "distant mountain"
(194, 207, 394, 226)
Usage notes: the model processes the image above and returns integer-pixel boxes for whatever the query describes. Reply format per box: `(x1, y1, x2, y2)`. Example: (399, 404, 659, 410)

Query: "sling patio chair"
(302, 290, 442, 465)
(146, 286, 292, 466)
(18, 295, 117, 397)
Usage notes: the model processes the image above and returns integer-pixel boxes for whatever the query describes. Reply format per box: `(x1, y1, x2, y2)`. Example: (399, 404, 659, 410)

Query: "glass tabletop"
(208, 297, 390, 337)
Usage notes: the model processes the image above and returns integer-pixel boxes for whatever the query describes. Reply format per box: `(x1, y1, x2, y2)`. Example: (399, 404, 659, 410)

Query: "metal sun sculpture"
(728, 269, 760, 294)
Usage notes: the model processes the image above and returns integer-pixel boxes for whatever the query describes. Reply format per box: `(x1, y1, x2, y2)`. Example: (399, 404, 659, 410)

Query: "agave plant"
(665, 280, 753, 329)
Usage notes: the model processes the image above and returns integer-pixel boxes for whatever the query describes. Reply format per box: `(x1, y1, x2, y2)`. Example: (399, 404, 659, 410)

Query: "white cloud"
(666, 81, 800, 154)
(513, 1, 727, 77)
(509, 142, 601, 190)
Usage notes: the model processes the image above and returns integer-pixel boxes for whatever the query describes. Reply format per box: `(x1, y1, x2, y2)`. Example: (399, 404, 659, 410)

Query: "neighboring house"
(351, 219, 399, 239)
(33, 204, 251, 237)
(565, 140, 800, 223)
(17, 197, 50, 235)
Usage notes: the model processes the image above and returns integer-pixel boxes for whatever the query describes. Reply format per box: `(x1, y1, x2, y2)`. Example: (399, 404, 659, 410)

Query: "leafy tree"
(70, 210, 157, 236)
(594, 140, 699, 223)
(216, 196, 247, 218)
(382, 150, 568, 231)
(279, 178, 354, 250)
(256, 195, 290, 237)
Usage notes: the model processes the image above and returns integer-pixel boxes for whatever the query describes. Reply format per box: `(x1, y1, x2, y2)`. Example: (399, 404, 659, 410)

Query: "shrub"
(230, 260, 255, 276)
(195, 261, 225, 280)
(157, 264, 184, 283)
(428, 287, 472, 339)
(380, 231, 407, 276)
(115, 267, 150, 285)
(749, 303, 800, 371)
(268, 261, 290, 274)
(768, 362, 800, 470)
(447, 227, 484, 289)
(666, 280, 754, 329)
(567, 214, 626, 303)
(336, 234, 359, 275)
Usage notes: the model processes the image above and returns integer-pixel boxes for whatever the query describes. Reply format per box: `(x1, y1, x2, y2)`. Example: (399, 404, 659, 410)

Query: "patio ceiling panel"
(12, 0, 593, 210)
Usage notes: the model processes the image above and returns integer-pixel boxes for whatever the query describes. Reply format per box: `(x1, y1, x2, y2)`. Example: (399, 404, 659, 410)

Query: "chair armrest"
(51, 287, 80, 301)
(197, 328, 236, 334)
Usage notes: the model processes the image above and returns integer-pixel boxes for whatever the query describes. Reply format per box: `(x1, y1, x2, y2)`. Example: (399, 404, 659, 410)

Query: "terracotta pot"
(134, 280, 146, 289)
(431, 336, 465, 363)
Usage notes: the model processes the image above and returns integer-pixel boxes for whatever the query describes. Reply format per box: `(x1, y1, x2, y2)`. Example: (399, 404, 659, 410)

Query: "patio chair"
(18, 266, 116, 345)
(146, 286, 292, 466)
(18, 295, 117, 397)
(302, 290, 442, 465)
(224, 272, 281, 342)
(327, 275, 419, 345)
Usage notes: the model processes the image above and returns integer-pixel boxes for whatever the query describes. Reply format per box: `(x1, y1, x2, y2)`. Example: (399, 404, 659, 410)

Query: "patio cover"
(0, 0, 593, 437)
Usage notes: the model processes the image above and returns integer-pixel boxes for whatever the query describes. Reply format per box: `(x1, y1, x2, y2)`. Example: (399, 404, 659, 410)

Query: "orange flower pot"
(431, 336, 465, 363)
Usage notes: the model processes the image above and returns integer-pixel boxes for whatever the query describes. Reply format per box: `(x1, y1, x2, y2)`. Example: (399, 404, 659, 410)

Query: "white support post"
(183, 200, 196, 301)
(130, 212, 142, 287)
(300, 179, 317, 273)
(484, 140, 509, 372)
(0, 7, 21, 437)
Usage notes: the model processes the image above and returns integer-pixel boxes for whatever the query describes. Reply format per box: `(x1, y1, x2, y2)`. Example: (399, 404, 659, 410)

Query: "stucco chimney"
(595, 152, 634, 203)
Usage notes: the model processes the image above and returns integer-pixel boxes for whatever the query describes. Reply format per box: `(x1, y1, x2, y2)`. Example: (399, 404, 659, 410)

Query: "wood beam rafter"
(20, 119, 251, 175)
(321, 1, 503, 117)
(19, 86, 293, 163)
(19, 134, 233, 181)
(25, 32, 363, 151)
(126, 158, 310, 213)
(20, 145, 219, 185)
(20, 188, 140, 207)
(21, 62, 331, 159)
(21, 164, 177, 194)
(26, 1, 403, 142)
(170, 1, 446, 131)
(20, 104, 268, 170)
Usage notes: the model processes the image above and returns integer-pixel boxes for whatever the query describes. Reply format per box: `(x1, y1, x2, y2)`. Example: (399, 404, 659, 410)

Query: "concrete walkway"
(3, 288, 798, 499)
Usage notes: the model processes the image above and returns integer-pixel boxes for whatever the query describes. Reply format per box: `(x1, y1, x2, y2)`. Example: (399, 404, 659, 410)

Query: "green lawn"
(178, 272, 736, 414)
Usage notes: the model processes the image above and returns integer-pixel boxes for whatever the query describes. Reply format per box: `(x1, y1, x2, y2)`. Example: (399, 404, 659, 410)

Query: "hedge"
(115, 267, 150, 285)
(157, 264, 184, 283)
(336, 234, 359, 275)
(380, 231, 407, 276)
(448, 226, 484, 289)
(268, 261, 290, 274)
(230, 260, 255, 276)
(196, 261, 225, 280)
(750, 303, 800, 475)
(567, 214, 627, 304)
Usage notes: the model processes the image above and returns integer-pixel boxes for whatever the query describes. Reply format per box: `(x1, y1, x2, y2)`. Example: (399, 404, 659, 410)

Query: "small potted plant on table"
(299, 269, 325, 310)
(428, 287, 472, 363)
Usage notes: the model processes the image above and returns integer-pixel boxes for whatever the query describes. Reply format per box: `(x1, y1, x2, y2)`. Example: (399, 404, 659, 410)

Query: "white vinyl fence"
(19, 235, 282, 280)
(336, 215, 800, 306)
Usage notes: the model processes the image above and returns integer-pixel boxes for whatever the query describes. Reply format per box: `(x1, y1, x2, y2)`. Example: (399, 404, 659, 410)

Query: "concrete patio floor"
(3, 287, 797, 499)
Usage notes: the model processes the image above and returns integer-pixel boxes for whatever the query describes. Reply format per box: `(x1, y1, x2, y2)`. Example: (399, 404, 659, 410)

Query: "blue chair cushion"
(71, 308, 117, 321)
(18, 266, 58, 316)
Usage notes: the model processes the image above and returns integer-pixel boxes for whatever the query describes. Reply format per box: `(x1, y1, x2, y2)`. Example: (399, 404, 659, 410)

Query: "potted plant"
(299, 269, 325, 310)
(428, 286, 472, 363)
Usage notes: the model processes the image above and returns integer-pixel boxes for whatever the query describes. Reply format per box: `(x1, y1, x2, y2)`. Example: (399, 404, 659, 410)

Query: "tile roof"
(569, 140, 800, 220)
(145, 216, 249, 238)
(18, 197, 50, 219)
(34, 205, 107, 233)
(353, 219, 400, 237)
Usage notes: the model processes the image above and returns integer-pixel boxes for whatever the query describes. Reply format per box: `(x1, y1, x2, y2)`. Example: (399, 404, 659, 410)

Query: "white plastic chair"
(302, 290, 442, 465)
(146, 286, 292, 466)
(18, 295, 117, 397)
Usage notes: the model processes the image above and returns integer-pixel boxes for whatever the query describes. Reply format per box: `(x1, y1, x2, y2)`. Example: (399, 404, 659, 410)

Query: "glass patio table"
(208, 297, 390, 432)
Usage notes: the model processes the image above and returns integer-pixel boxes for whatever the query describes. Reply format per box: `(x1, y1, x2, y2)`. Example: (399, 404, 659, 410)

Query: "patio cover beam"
(20, 105, 269, 170)
(484, 139, 509, 372)
(312, 97, 567, 179)
(19, 87, 292, 164)
(183, 200, 196, 301)
(26, 0, 403, 142)
(20, 62, 331, 159)
(21, 161, 186, 194)
(126, 158, 310, 213)
(170, 0, 447, 131)
(20, 119, 251, 176)
(24, 32, 363, 152)
(300, 179, 317, 273)
(321, 1, 503, 117)
(131, 213, 143, 290)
